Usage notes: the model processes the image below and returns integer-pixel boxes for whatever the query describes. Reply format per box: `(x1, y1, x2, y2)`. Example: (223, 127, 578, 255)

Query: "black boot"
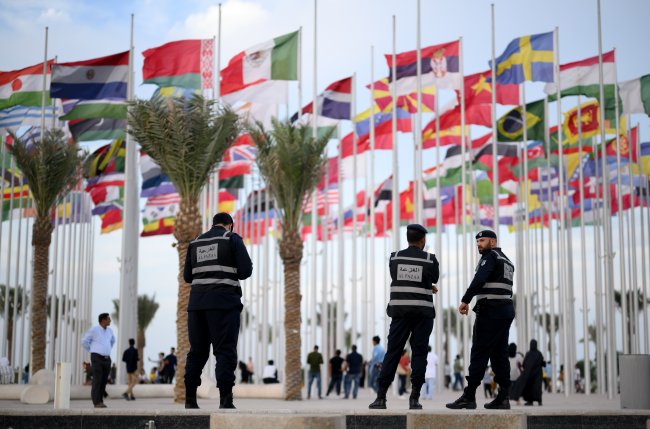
(484, 386, 510, 409)
(368, 385, 388, 409)
(409, 384, 423, 410)
(446, 386, 477, 409)
(219, 388, 236, 409)
(185, 386, 199, 409)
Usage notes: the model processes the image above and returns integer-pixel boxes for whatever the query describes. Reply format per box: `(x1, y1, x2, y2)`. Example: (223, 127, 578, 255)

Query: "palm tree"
(8, 129, 83, 373)
(112, 294, 160, 373)
(128, 95, 238, 402)
(0, 285, 28, 360)
(248, 118, 332, 400)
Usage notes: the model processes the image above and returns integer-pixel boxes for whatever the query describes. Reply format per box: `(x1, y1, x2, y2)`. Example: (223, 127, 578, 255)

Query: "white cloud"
(38, 7, 70, 23)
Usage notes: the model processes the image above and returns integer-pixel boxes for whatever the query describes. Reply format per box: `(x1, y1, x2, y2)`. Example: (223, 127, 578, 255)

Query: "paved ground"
(0, 387, 631, 414)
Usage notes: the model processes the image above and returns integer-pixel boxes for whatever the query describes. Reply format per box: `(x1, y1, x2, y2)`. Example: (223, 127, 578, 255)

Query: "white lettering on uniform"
(504, 264, 514, 281)
(197, 244, 218, 263)
(397, 264, 423, 282)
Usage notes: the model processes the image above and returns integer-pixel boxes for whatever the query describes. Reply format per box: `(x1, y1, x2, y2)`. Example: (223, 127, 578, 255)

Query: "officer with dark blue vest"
(446, 229, 515, 410)
(183, 212, 252, 409)
(369, 224, 439, 410)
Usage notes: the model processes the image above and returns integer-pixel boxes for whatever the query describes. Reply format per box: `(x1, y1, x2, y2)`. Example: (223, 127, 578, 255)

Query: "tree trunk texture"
(278, 228, 304, 400)
(30, 215, 53, 373)
(137, 328, 145, 374)
(172, 198, 202, 403)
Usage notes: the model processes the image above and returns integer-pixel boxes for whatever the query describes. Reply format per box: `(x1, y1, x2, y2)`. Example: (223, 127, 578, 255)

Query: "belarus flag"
(51, 51, 129, 100)
(142, 39, 214, 90)
(220, 30, 298, 96)
(0, 60, 53, 110)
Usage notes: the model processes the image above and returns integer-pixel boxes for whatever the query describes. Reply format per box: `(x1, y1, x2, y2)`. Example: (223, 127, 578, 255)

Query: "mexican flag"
(619, 74, 650, 115)
(0, 60, 53, 110)
(220, 31, 299, 96)
(142, 39, 214, 90)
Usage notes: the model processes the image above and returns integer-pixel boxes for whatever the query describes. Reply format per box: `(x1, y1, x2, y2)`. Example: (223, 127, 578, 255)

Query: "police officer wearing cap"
(183, 212, 253, 409)
(446, 229, 515, 410)
(369, 224, 439, 410)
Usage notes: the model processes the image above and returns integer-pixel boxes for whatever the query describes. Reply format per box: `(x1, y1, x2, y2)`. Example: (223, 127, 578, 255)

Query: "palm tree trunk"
(137, 328, 145, 374)
(172, 198, 202, 402)
(30, 215, 53, 373)
(278, 228, 303, 400)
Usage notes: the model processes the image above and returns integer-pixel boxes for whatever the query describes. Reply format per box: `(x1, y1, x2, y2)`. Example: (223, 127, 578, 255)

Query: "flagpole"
(369, 46, 376, 342)
(2, 157, 16, 358)
(40, 26, 48, 133)
(434, 88, 443, 393)
(8, 168, 24, 365)
(18, 197, 32, 374)
(596, 0, 617, 399)
(415, 0, 423, 225)
(216, 3, 221, 100)
(490, 4, 499, 234)
(637, 128, 650, 353)
(117, 13, 139, 385)
(351, 73, 359, 349)
(391, 15, 399, 252)
(520, 84, 530, 348)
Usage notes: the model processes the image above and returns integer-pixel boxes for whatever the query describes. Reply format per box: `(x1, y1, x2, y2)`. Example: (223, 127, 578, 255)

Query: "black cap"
(407, 224, 428, 235)
(476, 229, 497, 239)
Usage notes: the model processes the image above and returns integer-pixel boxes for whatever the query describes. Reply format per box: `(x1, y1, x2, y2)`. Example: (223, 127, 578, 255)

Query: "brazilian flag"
(497, 99, 545, 142)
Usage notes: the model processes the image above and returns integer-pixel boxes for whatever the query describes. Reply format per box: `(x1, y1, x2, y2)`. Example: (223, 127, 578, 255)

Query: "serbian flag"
(143, 39, 214, 89)
(51, 51, 129, 100)
(385, 39, 461, 91)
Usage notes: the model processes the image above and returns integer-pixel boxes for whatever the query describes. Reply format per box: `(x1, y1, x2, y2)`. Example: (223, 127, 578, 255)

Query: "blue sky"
(1, 0, 649, 366)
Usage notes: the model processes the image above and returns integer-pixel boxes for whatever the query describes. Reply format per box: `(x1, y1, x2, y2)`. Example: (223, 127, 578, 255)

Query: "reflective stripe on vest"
(483, 282, 512, 291)
(388, 299, 434, 307)
(475, 294, 512, 301)
(192, 265, 238, 274)
(191, 278, 241, 287)
(390, 286, 433, 295)
(390, 255, 435, 264)
(191, 235, 232, 244)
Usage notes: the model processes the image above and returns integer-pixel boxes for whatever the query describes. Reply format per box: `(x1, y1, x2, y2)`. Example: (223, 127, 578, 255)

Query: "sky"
(1, 0, 649, 370)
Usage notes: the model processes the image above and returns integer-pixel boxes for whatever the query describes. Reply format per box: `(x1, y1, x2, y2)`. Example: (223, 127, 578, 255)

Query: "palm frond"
(7, 129, 84, 219)
(127, 94, 239, 200)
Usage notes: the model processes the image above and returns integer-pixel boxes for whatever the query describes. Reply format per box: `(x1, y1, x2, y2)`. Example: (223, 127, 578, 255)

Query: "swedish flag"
(492, 32, 554, 84)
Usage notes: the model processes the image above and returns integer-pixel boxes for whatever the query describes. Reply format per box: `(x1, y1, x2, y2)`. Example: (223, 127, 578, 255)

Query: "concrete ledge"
(211, 413, 345, 429)
(20, 386, 50, 404)
(233, 383, 284, 399)
(407, 412, 525, 429)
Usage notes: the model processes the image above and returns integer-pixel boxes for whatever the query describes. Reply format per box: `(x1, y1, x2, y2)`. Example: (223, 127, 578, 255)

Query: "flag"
(368, 77, 436, 113)
(385, 39, 461, 90)
(544, 50, 615, 101)
(142, 39, 214, 89)
(421, 104, 490, 148)
(140, 152, 176, 197)
(89, 185, 123, 215)
(0, 60, 53, 110)
(294, 76, 352, 120)
(463, 70, 520, 106)
(100, 208, 122, 234)
(141, 193, 180, 237)
(619, 74, 650, 115)
(0, 105, 59, 131)
(340, 107, 411, 158)
(220, 31, 298, 96)
(223, 134, 257, 163)
(373, 175, 393, 212)
(563, 100, 601, 144)
(219, 160, 251, 179)
(221, 80, 289, 105)
(50, 51, 129, 100)
(69, 118, 126, 141)
(318, 156, 339, 190)
(492, 32, 554, 84)
(60, 99, 126, 120)
(53, 192, 92, 224)
(152, 86, 200, 99)
(497, 99, 545, 142)
(85, 139, 125, 179)
(220, 175, 244, 189)
(232, 101, 276, 128)
(2, 197, 32, 221)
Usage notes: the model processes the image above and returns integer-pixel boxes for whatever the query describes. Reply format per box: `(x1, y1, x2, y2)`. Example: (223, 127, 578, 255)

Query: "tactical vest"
(475, 248, 514, 302)
(387, 250, 435, 319)
(189, 229, 242, 297)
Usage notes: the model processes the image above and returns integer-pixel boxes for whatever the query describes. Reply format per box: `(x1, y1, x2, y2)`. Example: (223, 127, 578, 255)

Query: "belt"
(91, 352, 111, 359)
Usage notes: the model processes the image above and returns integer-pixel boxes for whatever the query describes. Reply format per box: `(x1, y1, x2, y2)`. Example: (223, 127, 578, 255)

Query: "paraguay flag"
(50, 51, 129, 100)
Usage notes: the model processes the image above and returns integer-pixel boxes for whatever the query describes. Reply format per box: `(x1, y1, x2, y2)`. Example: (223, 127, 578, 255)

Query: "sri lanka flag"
(491, 32, 554, 84)
(385, 39, 461, 91)
(51, 51, 129, 100)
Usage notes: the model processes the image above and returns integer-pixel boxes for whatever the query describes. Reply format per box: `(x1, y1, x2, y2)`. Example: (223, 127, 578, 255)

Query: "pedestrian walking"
(452, 354, 464, 390)
(343, 345, 363, 399)
(422, 346, 438, 400)
(368, 336, 385, 393)
(397, 350, 411, 397)
(81, 313, 115, 408)
(306, 345, 324, 399)
(326, 349, 344, 397)
(121, 338, 139, 400)
(511, 339, 545, 406)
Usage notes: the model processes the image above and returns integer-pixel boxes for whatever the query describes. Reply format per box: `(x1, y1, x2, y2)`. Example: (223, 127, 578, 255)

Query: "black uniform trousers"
(466, 314, 514, 389)
(90, 353, 111, 405)
(185, 308, 241, 390)
(377, 317, 434, 389)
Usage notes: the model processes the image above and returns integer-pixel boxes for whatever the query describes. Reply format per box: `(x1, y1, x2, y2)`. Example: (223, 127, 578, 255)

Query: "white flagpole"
(637, 129, 650, 353)
(521, 85, 530, 348)
(369, 46, 376, 342)
(414, 0, 423, 225)
(490, 4, 499, 235)
(391, 15, 399, 252)
(216, 3, 222, 100)
(10, 175, 25, 365)
(434, 90, 444, 393)
(117, 13, 139, 384)
(54, 195, 68, 365)
(596, 0, 617, 399)
(625, 124, 638, 354)
(48, 202, 59, 369)
(459, 36, 470, 368)
(351, 73, 358, 348)
(2, 157, 16, 358)
(322, 155, 330, 388)
(40, 26, 48, 133)
(18, 197, 32, 375)
(576, 95, 591, 394)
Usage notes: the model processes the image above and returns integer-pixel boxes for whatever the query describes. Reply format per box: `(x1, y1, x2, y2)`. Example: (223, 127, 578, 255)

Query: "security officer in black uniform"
(183, 212, 253, 409)
(446, 229, 515, 410)
(369, 224, 439, 410)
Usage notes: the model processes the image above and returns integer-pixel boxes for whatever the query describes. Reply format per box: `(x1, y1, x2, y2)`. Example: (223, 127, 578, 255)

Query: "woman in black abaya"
(511, 339, 544, 406)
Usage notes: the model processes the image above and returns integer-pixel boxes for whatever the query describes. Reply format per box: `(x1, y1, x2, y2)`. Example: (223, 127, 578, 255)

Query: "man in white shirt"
(262, 359, 279, 384)
(422, 346, 438, 400)
(81, 313, 115, 408)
